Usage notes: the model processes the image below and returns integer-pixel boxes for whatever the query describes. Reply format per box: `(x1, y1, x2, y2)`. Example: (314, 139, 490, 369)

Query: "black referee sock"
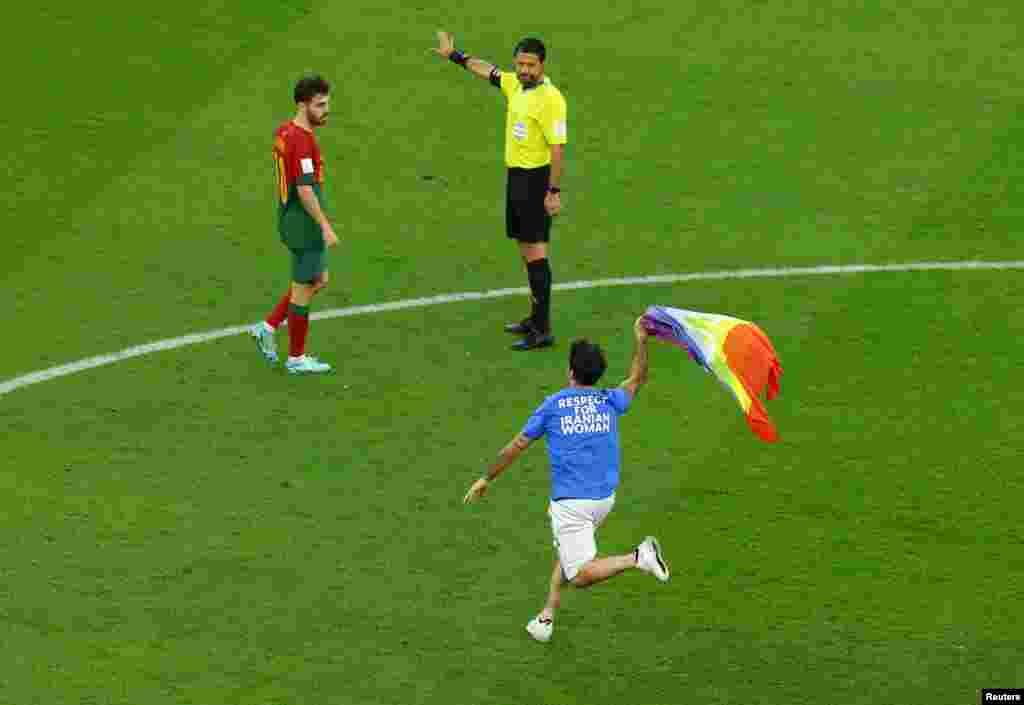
(526, 258, 552, 334)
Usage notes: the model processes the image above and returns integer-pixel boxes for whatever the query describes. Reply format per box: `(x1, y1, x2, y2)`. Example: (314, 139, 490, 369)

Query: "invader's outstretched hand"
(463, 477, 490, 504)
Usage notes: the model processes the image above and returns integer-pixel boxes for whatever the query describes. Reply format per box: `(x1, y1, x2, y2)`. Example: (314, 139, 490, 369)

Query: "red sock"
(287, 305, 310, 358)
(265, 288, 291, 329)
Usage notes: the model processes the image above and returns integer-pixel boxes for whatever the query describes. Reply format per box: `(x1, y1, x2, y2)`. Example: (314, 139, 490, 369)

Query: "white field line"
(2, 260, 1022, 398)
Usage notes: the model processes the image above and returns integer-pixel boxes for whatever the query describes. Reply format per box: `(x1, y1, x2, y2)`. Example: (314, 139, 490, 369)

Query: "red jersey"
(273, 121, 327, 249)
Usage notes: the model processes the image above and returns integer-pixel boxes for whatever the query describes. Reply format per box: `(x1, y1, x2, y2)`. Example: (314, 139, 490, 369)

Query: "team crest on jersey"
(512, 121, 528, 140)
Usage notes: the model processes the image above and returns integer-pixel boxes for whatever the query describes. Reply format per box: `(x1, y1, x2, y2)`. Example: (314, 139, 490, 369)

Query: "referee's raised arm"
(433, 31, 500, 83)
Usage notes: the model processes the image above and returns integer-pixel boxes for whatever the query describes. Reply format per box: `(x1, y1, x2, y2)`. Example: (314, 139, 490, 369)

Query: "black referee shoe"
(511, 330, 555, 351)
(504, 318, 534, 335)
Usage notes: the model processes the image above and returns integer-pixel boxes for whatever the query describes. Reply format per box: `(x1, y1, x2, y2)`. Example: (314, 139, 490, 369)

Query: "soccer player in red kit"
(250, 75, 338, 374)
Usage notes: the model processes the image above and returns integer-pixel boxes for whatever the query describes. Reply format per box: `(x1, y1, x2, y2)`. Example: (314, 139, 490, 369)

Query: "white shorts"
(548, 494, 616, 581)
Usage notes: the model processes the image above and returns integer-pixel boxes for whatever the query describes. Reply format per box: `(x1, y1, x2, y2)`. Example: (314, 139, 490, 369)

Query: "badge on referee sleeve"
(554, 120, 567, 140)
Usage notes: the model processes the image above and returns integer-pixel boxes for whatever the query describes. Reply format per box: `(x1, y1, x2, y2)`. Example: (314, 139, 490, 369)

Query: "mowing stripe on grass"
(2, 260, 1022, 398)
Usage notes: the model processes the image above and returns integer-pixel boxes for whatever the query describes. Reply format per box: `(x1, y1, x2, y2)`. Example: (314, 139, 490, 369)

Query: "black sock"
(526, 258, 551, 333)
(520, 258, 534, 324)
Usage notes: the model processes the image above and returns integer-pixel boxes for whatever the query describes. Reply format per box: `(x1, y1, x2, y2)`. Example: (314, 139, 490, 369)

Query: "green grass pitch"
(2, 1, 1022, 703)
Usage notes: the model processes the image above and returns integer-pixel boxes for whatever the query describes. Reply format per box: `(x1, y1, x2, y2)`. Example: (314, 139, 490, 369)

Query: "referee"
(433, 31, 567, 351)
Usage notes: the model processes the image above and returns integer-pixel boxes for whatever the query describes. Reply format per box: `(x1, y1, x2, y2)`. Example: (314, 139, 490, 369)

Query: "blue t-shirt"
(522, 387, 632, 501)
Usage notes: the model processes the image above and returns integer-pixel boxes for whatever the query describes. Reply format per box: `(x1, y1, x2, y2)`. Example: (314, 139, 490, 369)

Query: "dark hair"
(569, 339, 606, 386)
(294, 74, 330, 104)
(513, 37, 546, 62)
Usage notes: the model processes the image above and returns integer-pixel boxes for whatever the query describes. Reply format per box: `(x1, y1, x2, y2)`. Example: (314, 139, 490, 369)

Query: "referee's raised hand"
(433, 31, 455, 59)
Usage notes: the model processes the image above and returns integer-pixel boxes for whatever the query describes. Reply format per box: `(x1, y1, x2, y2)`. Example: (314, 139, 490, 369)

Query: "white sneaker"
(525, 615, 553, 643)
(636, 536, 670, 582)
(285, 355, 332, 375)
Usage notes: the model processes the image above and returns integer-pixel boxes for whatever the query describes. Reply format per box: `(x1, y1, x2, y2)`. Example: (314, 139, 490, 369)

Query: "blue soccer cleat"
(285, 355, 332, 375)
(249, 323, 279, 364)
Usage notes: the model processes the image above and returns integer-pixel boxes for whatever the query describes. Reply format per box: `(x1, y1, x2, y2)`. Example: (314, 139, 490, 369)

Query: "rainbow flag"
(641, 306, 783, 442)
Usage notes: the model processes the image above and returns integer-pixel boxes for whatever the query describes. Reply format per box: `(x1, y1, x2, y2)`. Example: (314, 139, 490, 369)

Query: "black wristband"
(449, 50, 469, 67)
(546, 186, 561, 194)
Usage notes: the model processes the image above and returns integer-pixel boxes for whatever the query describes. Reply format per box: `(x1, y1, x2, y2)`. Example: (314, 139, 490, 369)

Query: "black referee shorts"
(506, 165, 552, 243)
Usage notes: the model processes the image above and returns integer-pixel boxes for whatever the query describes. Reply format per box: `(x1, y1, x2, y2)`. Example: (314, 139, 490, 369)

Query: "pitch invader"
(433, 31, 567, 351)
(250, 75, 339, 374)
(464, 319, 670, 643)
